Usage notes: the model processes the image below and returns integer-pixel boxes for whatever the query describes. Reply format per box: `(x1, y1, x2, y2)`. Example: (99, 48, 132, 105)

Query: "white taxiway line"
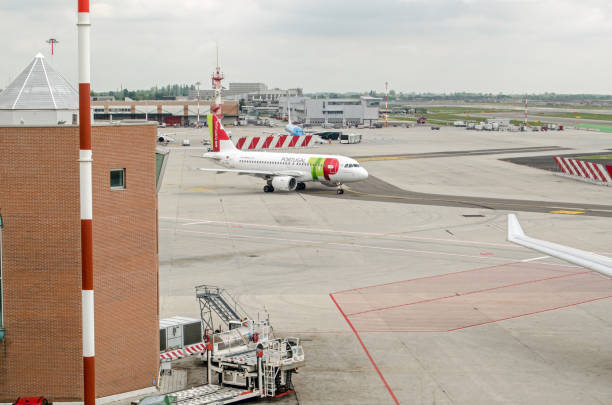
(160, 216, 518, 249)
(161, 227, 543, 263)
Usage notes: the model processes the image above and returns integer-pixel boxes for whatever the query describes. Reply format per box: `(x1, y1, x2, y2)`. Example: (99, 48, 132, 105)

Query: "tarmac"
(157, 125, 612, 404)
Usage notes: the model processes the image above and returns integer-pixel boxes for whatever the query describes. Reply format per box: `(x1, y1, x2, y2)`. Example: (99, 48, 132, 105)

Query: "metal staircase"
(263, 361, 278, 397)
(196, 285, 250, 331)
(262, 340, 282, 397)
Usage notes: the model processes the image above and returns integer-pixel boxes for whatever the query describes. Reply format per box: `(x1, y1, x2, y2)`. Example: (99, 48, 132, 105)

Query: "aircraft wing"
(195, 168, 303, 178)
(507, 214, 612, 277)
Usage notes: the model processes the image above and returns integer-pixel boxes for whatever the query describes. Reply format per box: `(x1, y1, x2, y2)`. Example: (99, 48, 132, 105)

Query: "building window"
(110, 169, 126, 189)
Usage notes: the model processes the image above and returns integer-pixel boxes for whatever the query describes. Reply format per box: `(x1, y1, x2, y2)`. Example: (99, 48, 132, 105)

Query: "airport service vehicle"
(197, 114, 368, 194)
(315, 131, 341, 141)
(417, 117, 427, 124)
(430, 125, 441, 130)
(340, 133, 362, 144)
(147, 285, 305, 405)
(507, 214, 612, 277)
(453, 120, 466, 127)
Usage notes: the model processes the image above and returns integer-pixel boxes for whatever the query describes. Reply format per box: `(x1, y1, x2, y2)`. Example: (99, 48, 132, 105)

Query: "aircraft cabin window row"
(239, 160, 328, 168)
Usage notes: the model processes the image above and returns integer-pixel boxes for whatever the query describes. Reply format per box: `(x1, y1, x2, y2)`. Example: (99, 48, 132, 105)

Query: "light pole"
(46, 38, 59, 56)
(196, 81, 201, 125)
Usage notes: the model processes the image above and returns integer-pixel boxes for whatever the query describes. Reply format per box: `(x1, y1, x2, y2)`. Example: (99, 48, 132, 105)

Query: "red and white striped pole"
(77, 0, 95, 404)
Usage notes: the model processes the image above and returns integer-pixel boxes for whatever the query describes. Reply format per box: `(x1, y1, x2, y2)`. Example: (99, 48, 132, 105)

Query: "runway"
(354, 145, 569, 162)
(303, 175, 612, 217)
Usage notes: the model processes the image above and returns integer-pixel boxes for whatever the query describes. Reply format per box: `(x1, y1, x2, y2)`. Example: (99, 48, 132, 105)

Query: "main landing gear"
(296, 182, 306, 191)
(263, 185, 275, 193)
(336, 187, 344, 195)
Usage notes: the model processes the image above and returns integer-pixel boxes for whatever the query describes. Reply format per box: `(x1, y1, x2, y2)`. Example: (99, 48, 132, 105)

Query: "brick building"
(0, 122, 160, 400)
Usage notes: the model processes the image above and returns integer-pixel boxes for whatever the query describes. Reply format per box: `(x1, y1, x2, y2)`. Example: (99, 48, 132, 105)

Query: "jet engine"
(158, 134, 175, 143)
(271, 176, 297, 191)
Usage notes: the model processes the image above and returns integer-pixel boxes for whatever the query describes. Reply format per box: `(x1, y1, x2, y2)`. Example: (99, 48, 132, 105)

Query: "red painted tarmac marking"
(446, 295, 612, 332)
(330, 293, 400, 405)
(345, 270, 592, 317)
(333, 261, 523, 295)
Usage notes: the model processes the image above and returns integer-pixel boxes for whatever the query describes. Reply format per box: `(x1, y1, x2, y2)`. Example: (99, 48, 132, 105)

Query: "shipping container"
(160, 316, 202, 352)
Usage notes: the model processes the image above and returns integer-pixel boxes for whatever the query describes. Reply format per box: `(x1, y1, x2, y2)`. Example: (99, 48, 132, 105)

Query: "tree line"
(91, 84, 196, 100)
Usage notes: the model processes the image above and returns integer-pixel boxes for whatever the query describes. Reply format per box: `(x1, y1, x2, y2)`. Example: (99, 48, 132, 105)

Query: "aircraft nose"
(360, 167, 368, 180)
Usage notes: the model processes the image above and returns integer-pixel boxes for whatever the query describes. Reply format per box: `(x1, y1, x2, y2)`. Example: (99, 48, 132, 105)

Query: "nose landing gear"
(336, 187, 344, 195)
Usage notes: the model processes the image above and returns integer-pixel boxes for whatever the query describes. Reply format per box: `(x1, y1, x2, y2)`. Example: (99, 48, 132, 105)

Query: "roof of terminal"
(0, 53, 78, 111)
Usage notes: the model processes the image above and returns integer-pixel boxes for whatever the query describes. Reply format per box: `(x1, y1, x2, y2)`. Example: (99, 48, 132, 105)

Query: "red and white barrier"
(554, 156, 612, 184)
(160, 342, 207, 361)
(160, 349, 185, 361)
(184, 342, 207, 355)
(233, 135, 315, 150)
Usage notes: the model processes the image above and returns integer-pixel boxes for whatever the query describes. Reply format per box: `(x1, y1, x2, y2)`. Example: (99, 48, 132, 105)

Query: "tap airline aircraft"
(196, 114, 368, 193)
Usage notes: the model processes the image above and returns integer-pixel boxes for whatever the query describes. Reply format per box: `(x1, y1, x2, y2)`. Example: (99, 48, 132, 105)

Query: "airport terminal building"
(0, 122, 160, 400)
(280, 96, 381, 126)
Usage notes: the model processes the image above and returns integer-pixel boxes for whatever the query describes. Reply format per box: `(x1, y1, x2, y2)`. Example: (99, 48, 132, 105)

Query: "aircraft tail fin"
(287, 98, 291, 123)
(208, 113, 237, 153)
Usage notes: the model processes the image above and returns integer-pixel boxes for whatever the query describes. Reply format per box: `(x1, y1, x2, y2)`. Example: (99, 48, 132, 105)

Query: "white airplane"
(507, 214, 612, 277)
(196, 114, 368, 193)
(284, 99, 304, 136)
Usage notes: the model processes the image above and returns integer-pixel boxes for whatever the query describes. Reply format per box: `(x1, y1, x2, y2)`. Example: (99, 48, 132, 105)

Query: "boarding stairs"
(196, 285, 250, 331)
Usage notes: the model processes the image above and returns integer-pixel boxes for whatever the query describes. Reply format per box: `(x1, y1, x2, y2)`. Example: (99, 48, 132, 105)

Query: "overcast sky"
(1, 0, 611, 94)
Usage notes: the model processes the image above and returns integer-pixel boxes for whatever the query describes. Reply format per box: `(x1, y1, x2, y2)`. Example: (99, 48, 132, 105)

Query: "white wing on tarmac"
(507, 214, 612, 277)
(195, 168, 303, 178)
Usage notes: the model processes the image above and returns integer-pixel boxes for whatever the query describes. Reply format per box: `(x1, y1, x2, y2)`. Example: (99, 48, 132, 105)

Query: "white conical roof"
(0, 53, 78, 110)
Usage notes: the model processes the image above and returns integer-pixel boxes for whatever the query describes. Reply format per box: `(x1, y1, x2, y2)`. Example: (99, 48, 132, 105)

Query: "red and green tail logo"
(308, 157, 339, 180)
(208, 113, 230, 152)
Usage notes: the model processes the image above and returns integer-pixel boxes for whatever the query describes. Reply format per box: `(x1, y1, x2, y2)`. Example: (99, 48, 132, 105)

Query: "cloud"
(1, 0, 611, 93)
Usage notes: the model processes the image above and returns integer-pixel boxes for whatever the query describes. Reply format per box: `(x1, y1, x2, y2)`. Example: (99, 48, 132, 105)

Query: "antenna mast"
(211, 43, 224, 120)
